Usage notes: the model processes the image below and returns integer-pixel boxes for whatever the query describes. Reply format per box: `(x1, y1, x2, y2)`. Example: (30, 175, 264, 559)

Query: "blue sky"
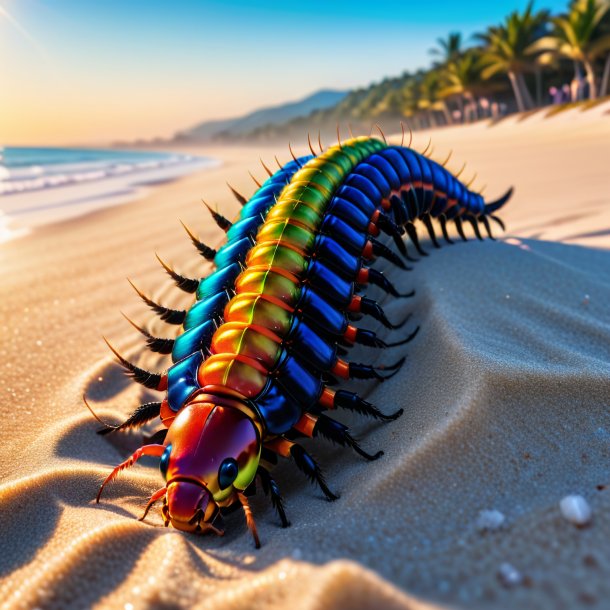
(1, 0, 569, 144)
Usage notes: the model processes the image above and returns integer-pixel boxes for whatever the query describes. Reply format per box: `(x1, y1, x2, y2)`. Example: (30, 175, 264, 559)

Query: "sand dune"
(1, 104, 610, 610)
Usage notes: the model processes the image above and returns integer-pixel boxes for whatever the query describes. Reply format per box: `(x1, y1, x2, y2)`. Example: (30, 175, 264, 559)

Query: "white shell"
(559, 494, 592, 526)
(497, 562, 522, 587)
(476, 509, 505, 532)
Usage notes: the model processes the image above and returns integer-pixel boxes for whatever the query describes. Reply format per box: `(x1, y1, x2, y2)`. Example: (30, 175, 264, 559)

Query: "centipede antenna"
(226, 183, 248, 206)
(375, 124, 387, 145)
(307, 133, 317, 157)
(155, 253, 199, 294)
(248, 170, 262, 188)
(121, 312, 175, 355)
(202, 200, 232, 232)
(440, 149, 453, 167)
(421, 137, 432, 156)
(427, 145, 435, 158)
(180, 220, 217, 261)
(466, 172, 478, 189)
(126, 279, 187, 325)
(407, 121, 413, 147)
(259, 158, 273, 177)
(400, 121, 405, 147)
(103, 337, 163, 390)
(336, 124, 342, 149)
(347, 123, 355, 139)
(288, 142, 301, 166)
(274, 155, 284, 170)
(139, 487, 167, 522)
(454, 162, 467, 179)
(317, 131, 324, 153)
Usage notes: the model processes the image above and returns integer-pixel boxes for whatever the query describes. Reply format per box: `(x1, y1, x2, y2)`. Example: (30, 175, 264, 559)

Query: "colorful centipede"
(87, 131, 512, 547)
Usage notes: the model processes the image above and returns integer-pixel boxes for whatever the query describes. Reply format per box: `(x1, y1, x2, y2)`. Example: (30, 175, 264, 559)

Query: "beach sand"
(1, 103, 610, 610)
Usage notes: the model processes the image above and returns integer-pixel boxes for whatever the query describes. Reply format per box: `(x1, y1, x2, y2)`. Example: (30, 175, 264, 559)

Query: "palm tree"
(438, 50, 488, 121)
(430, 32, 463, 65)
(477, 2, 550, 112)
(530, 0, 610, 99)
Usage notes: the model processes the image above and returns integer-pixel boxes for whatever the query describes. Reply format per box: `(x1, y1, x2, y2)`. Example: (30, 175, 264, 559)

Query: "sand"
(1, 102, 610, 610)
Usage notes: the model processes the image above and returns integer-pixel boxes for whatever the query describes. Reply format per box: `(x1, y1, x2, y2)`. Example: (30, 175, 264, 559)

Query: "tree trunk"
(440, 101, 452, 125)
(601, 54, 610, 97)
(583, 58, 597, 99)
(508, 71, 527, 112)
(517, 72, 535, 109)
(456, 96, 465, 122)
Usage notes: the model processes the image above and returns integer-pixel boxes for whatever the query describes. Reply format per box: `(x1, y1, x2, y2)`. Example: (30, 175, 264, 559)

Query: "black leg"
(438, 214, 454, 244)
(421, 214, 441, 249)
(331, 389, 403, 421)
(313, 414, 383, 461)
(479, 215, 496, 239)
(454, 217, 468, 241)
(290, 443, 338, 501)
(466, 215, 484, 240)
(257, 466, 290, 528)
(405, 222, 428, 256)
(347, 356, 406, 381)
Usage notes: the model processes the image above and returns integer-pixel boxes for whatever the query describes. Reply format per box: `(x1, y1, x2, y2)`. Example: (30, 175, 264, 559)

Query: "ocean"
(0, 146, 216, 241)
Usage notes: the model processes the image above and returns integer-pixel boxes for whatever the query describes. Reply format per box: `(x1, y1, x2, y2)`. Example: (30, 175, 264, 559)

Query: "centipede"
(87, 130, 512, 547)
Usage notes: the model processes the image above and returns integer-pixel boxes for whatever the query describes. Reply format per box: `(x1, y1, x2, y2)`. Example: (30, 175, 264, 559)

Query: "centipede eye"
(159, 444, 172, 479)
(218, 457, 238, 490)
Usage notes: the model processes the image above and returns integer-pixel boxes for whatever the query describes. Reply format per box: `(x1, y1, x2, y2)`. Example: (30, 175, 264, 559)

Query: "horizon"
(2, 0, 568, 146)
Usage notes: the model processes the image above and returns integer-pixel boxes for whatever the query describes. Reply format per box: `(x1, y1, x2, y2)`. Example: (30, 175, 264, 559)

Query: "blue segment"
(430, 164, 448, 216)
(167, 351, 203, 412)
(343, 173, 382, 203)
(184, 291, 230, 330)
(313, 234, 360, 279)
(319, 215, 367, 254)
(275, 352, 322, 407)
(326, 197, 370, 232)
(355, 163, 391, 198)
(213, 236, 252, 268)
(253, 378, 303, 435)
(367, 154, 401, 191)
(335, 184, 376, 216)
(225, 215, 262, 242)
(298, 286, 347, 336)
(381, 148, 411, 184)
(196, 263, 241, 301)
(307, 260, 352, 308)
(172, 320, 216, 363)
(288, 317, 336, 372)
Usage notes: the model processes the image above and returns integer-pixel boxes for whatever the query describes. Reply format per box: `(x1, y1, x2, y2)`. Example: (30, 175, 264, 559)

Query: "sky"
(0, 0, 569, 146)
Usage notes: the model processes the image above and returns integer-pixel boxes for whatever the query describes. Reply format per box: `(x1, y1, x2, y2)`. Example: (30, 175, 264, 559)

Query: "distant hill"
(175, 89, 348, 142)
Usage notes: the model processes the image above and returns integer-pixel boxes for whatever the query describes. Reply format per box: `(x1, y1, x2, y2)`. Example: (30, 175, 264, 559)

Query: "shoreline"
(0, 150, 218, 244)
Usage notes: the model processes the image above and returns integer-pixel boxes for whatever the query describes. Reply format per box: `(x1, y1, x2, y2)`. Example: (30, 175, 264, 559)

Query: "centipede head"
(160, 395, 261, 534)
